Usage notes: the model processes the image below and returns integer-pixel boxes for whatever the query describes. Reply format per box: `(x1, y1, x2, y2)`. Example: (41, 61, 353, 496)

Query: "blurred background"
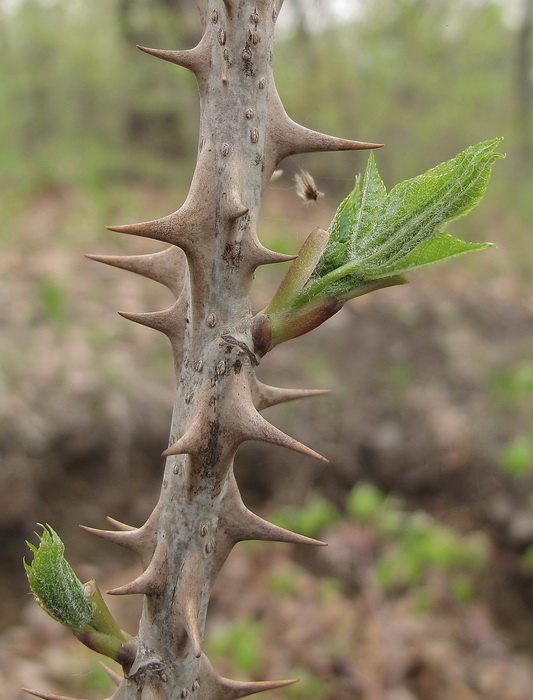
(1, 0, 533, 698)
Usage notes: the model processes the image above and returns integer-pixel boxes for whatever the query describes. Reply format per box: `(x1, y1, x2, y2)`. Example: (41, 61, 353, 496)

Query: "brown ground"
(1, 186, 533, 699)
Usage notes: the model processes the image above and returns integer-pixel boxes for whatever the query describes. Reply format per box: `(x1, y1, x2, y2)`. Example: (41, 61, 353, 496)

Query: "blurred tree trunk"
(116, 0, 198, 159)
(516, 0, 533, 164)
(117, 0, 196, 44)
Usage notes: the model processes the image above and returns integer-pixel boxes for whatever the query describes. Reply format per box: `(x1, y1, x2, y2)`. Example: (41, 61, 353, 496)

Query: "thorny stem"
(30, 2, 379, 699)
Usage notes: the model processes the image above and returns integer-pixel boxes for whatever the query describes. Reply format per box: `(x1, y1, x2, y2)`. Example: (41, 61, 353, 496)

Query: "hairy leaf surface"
(25, 524, 93, 632)
(302, 139, 502, 303)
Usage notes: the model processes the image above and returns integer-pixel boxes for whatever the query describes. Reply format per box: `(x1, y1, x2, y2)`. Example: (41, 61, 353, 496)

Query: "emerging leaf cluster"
(295, 138, 503, 305)
(24, 524, 93, 632)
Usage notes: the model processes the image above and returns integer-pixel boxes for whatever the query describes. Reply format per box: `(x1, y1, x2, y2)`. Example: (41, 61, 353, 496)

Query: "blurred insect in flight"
(294, 170, 323, 203)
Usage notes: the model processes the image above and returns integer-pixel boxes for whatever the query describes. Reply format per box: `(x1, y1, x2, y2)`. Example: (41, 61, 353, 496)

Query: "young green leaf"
(254, 139, 502, 353)
(24, 524, 93, 632)
(300, 138, 502, 304)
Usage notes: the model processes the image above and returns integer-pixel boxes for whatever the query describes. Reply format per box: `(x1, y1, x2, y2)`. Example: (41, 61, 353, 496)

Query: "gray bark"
(85, 1, 375, 698)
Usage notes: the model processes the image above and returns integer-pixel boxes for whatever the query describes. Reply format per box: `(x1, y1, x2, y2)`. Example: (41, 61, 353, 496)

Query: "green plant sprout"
(253, 139, 503, 352)
(25, 525, 136, 671)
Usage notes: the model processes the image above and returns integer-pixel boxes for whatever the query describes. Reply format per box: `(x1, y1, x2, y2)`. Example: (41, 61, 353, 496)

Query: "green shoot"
(257, 139, 503, 352)
(24, 524, 135, 666)
(24, 524, 93, 632)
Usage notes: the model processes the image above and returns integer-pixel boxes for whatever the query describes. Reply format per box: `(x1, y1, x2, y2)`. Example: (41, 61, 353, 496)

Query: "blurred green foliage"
(270, 494, 342, 537)
(499, 435, 533, 476)
(0, 0, 528, 198)
(205, 618, 263, 676)
(271, 484, 489, 606)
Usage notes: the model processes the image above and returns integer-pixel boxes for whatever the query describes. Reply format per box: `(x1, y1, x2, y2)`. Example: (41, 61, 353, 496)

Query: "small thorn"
(137, 46, 198, 71)
(183, 598, 202, 658)
(162, 422, 201, 457)
(247, 411, 328, 462)
(118, 303, 183, 340)
(22, 691, 87, 700)
(85, 247, 186, 296)
(137, 33, 209, 80)
(106, 211, 189, 250)
(106, 516, 136, 531)
(252, 378, 330, 411)
(173, 548, 203, 657)
(99, 662, 123, 686)
(108, 539, 168, 596)
(217, 677, 299, 699)
(162, 437, 192, 458)
(251, 245, 297, 268)
(227, 202, 250, 221)
(80, 525, 140, 551)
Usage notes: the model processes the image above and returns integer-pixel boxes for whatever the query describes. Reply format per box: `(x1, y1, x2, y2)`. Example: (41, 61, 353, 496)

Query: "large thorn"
(137, 47, 197, 72)
(80, 525, 141, 551)
(106, 210, 191, 251)
(221, 476, 326, 546)
(137, 31, 210, 80)
(118, 299, 185, 342)
(200, 657, 298, 700)
(243, 409, 328, 462)
(215, 676, 298, 700)
(162, 427, 201, 457)
(233, 508, 326, 547)
(22, 691, 88, 700)
(268, 88, 382, 162)
(85, 247, 186, 296)
(81, 505, 160, 566)
(108, 539, 168, 596)
(248, 244, 297, 269)
(252, 378, 330, 411)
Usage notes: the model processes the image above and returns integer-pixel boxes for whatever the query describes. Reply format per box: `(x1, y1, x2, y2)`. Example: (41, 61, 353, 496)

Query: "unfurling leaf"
(299, 138, 503, 304)
(24, 524, 93, 632)
(24, 525, 134, 666)
(256, 139, 503, 352)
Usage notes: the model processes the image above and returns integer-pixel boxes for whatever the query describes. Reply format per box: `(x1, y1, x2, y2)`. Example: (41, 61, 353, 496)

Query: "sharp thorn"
(162, 428, 200, 457)
(237, 510, 327, 547)
(22, 691, 87, 700)
(253, 378, 330, 411)
(137, 34, 209, 80)
(137, 46, 198, 71)
(251, 245, 297, 268)
(106, 212, 188, 249)
(247, 412, 328, 462)
(99, 662, 123, 686)
(268, 88, 382, 159)
(106, 516, 136, 531)
(216, 677, 299, 699)
(79, 524, 140, 551)
(183, 598, 202, 658)
(85, 247, 186, 297)
(221, 478, 326, 546)
(117, 307, 178, 337)
(108, 539, 168, 596)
